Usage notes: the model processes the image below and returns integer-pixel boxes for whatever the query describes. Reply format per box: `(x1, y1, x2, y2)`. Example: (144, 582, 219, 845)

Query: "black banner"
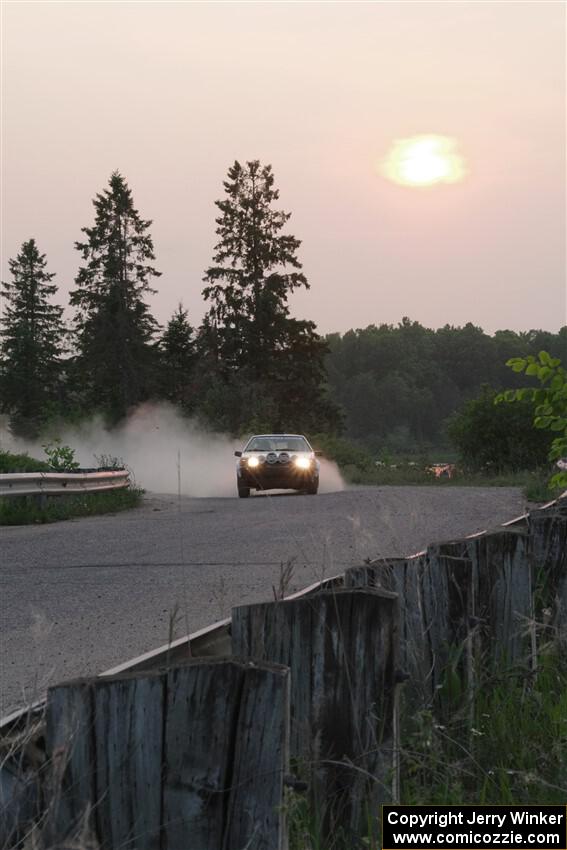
(382, 805, 567, 850)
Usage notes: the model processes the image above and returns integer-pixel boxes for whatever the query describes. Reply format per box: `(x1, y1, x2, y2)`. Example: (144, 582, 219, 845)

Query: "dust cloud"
(1, 403, 346, 497)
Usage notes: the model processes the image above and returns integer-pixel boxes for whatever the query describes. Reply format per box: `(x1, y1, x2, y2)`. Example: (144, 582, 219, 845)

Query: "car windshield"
(246, 436, 311, 453)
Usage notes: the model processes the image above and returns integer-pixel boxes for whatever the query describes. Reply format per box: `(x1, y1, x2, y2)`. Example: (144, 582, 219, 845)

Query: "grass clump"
(0, 449, 51, 473)
(401, 649, 567, 806)
(0, 487, 143, 525)
(287, 651, 567, 849)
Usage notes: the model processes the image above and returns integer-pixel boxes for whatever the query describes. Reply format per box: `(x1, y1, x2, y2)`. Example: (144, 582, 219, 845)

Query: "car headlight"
(247, 456, 260, 468)
(294, 457, 311, 470)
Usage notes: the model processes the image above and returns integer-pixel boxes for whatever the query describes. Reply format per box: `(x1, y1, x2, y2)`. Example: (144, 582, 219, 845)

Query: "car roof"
(249, 434, 306, 438)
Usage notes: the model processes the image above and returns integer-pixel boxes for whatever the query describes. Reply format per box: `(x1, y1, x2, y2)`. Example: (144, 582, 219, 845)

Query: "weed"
(273, 557, 297, 601)
(400, 648, 567, 805)
(92, 453, 126, 471)
(42, 440, 80, 472)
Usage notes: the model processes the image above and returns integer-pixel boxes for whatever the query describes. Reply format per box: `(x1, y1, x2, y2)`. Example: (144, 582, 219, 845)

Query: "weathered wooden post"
(45, 658, 290, 850)
(94, 674, 164, 849)
(232, 588, 399, 839)
(346, 544, 474, 712)
(163, 658, 290, 850)
(345, 555, 433, 708)
(466, 526, 532, 669)
(528, 497, 567, 646)
(45, 679, 98, 847)
(345, 527, 532, 716)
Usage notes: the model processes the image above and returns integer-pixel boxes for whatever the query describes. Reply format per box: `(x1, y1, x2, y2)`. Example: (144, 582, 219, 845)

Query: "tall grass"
(0, 450, 51, 473)
(401, 648, 567, 805)
(0, 487, 143, 526)
(287, 648, 567, 849)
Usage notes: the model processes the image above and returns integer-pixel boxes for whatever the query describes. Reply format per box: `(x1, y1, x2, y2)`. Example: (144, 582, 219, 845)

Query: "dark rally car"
(235, 434, 321, 498)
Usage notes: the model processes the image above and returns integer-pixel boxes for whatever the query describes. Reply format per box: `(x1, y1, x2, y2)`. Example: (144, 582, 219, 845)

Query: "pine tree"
(0, 239, 65, 437)
(70, 171, 160, 423)
(160, 304, 195, 408)
(201, 160, 341, 433)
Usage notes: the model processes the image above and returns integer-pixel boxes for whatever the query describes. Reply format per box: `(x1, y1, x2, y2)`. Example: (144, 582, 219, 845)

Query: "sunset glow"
(2, 3, 564, 333)
(381, 135, 466, 187)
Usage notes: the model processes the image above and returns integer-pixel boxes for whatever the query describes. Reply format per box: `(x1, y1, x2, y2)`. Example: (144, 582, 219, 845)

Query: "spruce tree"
(160, 304, 195, 408)
(70, 171, 160, 422)
(0, 239, 65, 437)
(201, 160, 341, 433)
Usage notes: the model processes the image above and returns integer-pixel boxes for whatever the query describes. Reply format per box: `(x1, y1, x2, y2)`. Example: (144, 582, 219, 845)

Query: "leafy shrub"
(447, 386, 553, 473)
(497, 351, 567, 490)
(42, 439, 80, 471)
(311, 433, 373, 472)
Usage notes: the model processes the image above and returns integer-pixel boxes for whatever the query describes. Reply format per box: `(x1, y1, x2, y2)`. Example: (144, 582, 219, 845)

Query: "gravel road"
(1, 485, 526, 715)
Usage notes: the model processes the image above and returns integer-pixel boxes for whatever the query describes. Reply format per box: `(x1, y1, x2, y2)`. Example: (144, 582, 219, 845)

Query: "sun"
(381, 135, 466, 187)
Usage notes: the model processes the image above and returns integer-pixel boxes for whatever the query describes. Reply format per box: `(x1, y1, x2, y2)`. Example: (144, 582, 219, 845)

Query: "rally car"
(235, 434, 321, 498)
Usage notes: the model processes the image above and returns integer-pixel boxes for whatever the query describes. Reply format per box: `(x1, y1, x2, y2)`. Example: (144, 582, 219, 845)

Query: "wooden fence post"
(44, 680, 97, 846)
(528, 498, 567, 646)
(94, 674, 164, 850)
(345, 555, 432, 708)
(466, 527, 532, 669)
(345, 527, 532, 716)
(232, 588, 398, 839)
(45, 658, 290, 850)
(222, 662, 290, 850)
(163, 658, 289, 850)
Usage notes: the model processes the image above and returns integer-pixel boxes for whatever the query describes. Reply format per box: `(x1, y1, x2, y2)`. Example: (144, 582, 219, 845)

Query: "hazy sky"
(2, 1, 565, 336)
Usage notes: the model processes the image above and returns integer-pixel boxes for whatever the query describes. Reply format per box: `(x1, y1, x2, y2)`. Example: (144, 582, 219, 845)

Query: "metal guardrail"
(0, 470, 129, 498)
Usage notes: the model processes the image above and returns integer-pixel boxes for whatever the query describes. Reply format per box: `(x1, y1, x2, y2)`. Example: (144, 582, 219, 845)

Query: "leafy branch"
(496, 351, 567, 489)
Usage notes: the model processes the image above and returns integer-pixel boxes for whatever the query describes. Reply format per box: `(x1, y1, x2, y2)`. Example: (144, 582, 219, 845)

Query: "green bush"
(447, 386, 553, 473)
(0, 450, 51, 473)
(311, 433, 373, 472)
(42, 439, 80, 471)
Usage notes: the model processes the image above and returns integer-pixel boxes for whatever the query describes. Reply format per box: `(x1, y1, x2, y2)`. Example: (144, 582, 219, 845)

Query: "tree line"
(2, 161, 564, 473)
(325, 321, 566, 458)
(1, 163, 341, 438)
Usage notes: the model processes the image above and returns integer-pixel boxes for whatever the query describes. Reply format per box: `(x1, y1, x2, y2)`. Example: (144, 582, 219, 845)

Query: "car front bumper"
(238, 464, 318, 490)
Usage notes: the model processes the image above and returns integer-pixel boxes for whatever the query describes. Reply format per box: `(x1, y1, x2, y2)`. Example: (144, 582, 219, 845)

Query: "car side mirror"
(315, 451, 323, 457)
(234, 451, 242, 457)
